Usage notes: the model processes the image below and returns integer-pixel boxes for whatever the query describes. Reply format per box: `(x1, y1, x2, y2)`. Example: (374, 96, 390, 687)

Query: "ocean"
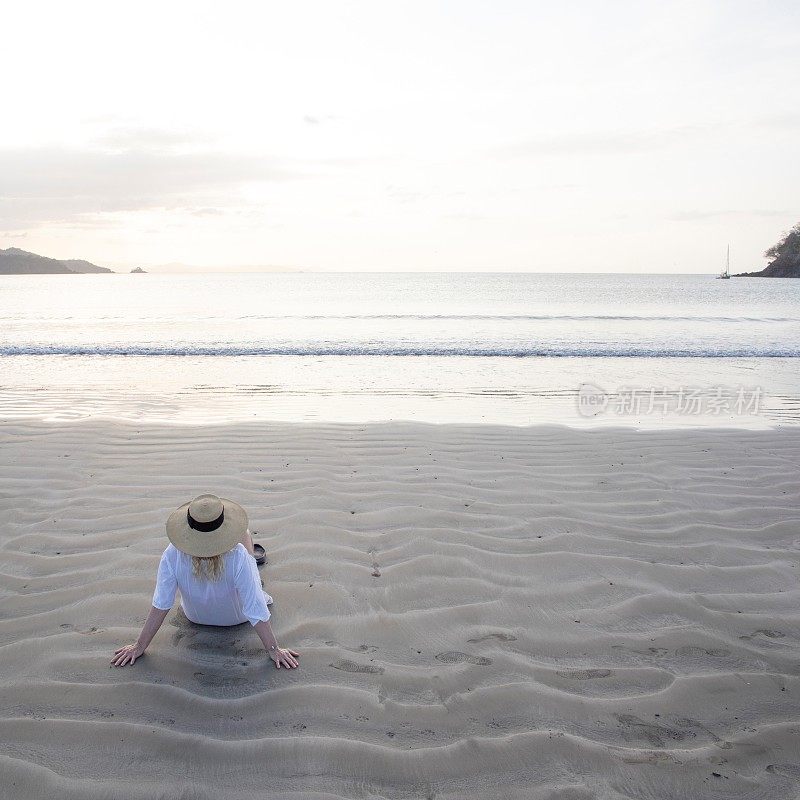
(1, 272, 798, 426)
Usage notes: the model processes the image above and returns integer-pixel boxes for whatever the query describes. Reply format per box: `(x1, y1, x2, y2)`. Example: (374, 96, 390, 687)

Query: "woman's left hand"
(270, 647, 300, 669)
(111, 642, 145, 666)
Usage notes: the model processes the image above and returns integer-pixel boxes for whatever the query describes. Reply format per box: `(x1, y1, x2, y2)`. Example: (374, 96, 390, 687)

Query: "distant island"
(735, 222, 800, 278)
(0, 247, 114, 274)
(131, 267, 147, 273)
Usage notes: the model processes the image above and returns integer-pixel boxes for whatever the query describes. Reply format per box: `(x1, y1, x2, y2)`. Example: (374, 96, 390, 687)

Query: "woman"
(111, 494, 299, 669)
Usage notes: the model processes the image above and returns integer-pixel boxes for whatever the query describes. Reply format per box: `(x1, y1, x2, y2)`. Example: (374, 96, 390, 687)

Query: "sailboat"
(717, 245, 731, 279)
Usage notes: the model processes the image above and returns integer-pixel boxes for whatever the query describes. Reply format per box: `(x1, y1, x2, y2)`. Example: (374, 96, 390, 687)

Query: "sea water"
(1, 272, 798, 426)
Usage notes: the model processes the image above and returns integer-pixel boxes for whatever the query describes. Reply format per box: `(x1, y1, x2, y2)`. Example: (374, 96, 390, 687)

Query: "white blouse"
(152, 543, 271, 627)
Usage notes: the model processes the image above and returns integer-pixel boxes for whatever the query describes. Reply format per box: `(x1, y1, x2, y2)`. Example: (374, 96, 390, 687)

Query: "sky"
(1, 0, 798, 273)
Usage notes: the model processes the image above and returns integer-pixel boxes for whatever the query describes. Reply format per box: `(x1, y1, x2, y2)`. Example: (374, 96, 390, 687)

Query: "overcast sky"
(1, 1, 798, 272)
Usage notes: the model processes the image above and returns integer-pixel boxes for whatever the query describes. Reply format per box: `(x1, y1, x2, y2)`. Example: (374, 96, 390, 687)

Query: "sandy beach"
(0, 419, 798, 798)
(4, 2, 800, 797)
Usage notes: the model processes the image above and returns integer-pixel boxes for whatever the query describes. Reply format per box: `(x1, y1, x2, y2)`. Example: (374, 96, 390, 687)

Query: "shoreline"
(1, 351, 797, 429)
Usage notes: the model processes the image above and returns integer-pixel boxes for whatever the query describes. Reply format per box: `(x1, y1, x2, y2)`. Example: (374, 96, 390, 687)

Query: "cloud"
(668, 209, 789, 222)
(499, 114, 800, 160)
(756, 112, 800, 131)
(95, 126, 211, 150)
(496, 125, 709, 158)
(303, 114, 338, 125)
(385, 185, 425, 204)
(188, 207, 226, 217)
(443, 212, 488, 222)
(0, 145, 296, 230)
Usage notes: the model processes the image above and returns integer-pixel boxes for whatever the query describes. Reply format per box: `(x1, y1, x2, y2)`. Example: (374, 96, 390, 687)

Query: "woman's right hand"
(270, 647, 300, 669)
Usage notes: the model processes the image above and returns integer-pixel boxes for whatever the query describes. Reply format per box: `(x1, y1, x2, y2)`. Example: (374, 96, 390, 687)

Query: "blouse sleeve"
(152, 546, 178, 610)
(233, 546, 271, 626)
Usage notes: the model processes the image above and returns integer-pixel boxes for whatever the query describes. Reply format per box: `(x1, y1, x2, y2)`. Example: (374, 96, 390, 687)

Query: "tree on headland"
(736, 222, 800, 277)
(764, 223, 800, 262)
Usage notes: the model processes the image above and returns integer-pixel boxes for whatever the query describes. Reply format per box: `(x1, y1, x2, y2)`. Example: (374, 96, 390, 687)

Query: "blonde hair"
(191, 553, 225, 581)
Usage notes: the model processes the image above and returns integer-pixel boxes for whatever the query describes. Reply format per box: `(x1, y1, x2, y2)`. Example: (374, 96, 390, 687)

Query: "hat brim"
(165, 497, 248, 557)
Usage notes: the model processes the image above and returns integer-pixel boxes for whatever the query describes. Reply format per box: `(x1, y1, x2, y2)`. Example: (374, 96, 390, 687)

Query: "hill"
(736, 223, 800, 277)
(0, 248, 114, 274)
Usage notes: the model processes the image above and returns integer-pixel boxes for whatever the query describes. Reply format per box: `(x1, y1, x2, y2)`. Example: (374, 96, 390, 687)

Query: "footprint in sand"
(467, 633, 517, 643)
(615, 714, 694, 748)
(740, 629, 785, 641)
(368, 548, 381, 577)
(435, 652, 492, 666)
(675, 646, 730, 657)
(330, 659, 385, 675)
(673, 717, 732, 749)
(640, 647, 670, 657)
(611, 645, 669, 657)
(766, 764, 800, 778)
(325, 640, 379, 654)
(556, 668, 612, 679)
(614, 747, 681, 765)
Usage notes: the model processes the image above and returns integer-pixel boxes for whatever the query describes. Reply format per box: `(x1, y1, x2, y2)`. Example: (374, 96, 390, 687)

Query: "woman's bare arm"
(240, 527, 256, 557)
(253, 619, 299, 668)
(111, 606, 169, 666)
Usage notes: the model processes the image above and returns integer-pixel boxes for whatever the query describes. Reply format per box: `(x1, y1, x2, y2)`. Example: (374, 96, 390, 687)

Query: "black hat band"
(187, 507, 225, 532)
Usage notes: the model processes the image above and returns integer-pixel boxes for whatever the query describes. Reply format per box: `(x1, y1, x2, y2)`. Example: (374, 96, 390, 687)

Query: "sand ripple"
(1, 421, 799, 798)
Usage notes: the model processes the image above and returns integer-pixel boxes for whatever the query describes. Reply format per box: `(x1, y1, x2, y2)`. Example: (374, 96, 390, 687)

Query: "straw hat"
(166, 494, 248, 557)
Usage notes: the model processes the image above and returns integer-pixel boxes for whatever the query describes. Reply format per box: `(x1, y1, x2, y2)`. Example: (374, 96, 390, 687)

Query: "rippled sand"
(0, 420, 798, 799)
